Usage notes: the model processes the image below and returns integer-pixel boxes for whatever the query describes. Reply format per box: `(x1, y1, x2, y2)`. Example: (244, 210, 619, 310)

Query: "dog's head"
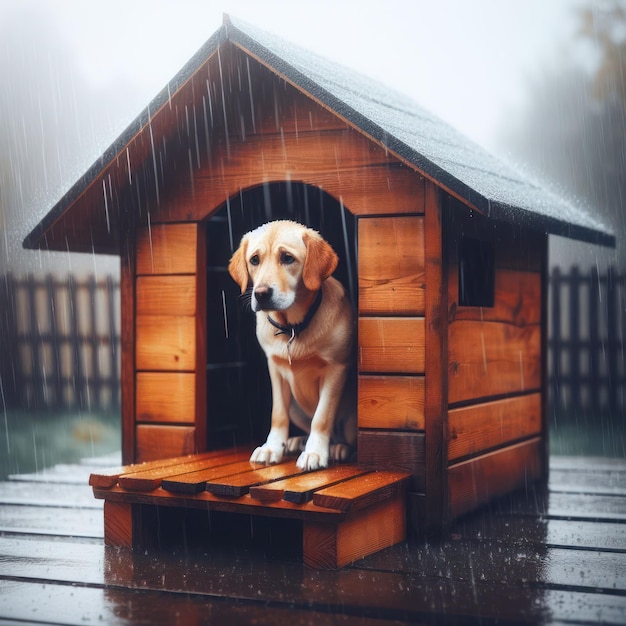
(228, 220, 338, 312)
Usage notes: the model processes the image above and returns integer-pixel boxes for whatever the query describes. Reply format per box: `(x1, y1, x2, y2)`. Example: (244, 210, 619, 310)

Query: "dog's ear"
(228, 236, 250, 293)
(302, 230, 338, 291)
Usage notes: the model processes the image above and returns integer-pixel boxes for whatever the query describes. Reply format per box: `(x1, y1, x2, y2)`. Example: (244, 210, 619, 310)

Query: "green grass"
(0, 408, 120, 480)
(549, 411, 626, 458)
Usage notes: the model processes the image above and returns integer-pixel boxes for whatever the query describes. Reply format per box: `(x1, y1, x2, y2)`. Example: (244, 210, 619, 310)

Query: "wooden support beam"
(303, 493, 406, 569)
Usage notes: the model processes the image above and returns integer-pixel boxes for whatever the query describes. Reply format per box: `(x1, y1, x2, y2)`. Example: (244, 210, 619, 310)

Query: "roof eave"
(23, 24, 230, 252)
(23, 16, 616, 254)
(489, 201, 616, 248)
(225, 19, 615, 248)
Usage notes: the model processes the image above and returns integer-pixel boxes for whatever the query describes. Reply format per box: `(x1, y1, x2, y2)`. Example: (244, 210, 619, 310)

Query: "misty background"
(0, 0, 624, 275)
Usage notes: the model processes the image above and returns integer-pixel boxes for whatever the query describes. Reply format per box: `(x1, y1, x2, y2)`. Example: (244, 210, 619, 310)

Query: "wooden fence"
(0, 268, 624, 414)
(549, 266, 625, 415)
(0, 274, 120, 411)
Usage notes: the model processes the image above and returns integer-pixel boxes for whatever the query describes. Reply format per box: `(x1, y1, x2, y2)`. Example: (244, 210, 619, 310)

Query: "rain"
(0, 0, 625, 624)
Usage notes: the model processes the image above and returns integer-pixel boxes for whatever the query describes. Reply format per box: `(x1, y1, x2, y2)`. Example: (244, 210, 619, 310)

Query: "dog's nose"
(254, 285, 273, 305)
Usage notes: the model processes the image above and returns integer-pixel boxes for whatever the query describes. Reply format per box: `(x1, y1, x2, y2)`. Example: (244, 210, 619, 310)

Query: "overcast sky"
(40, 0, 582, 145)
(0, 0, 592, 274)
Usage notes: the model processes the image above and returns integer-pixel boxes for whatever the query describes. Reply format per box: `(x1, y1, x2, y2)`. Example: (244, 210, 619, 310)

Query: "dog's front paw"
(296, 451, 327, 471)
(250, 443, 284, 465)
(297, 432, 330, 470)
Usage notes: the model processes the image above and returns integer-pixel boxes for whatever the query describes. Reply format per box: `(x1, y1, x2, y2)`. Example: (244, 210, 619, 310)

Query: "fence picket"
(548, 266, 625, 415)
(0, 274, 121, 411)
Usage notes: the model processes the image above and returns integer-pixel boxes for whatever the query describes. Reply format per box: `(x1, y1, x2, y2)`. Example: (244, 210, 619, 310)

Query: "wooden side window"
(458, 237, 495, 307)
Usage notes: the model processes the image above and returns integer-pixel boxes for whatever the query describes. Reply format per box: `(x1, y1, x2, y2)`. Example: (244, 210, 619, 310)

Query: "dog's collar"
(266, 288, 323, 339)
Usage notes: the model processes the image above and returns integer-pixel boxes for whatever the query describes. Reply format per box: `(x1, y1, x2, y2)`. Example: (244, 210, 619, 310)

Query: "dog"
(228, 220, 356, 471)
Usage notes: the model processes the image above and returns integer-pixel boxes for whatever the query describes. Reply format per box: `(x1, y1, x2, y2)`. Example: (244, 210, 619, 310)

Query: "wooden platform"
(89, 449, 411, 569)
(1, 454, 625, 624)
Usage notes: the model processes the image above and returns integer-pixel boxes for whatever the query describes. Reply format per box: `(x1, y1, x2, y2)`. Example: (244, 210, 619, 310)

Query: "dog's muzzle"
(253, 285, 274, 311)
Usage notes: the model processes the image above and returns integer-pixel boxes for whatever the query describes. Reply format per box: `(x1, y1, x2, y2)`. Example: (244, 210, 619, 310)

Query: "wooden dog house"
(24, 16, 614, 566)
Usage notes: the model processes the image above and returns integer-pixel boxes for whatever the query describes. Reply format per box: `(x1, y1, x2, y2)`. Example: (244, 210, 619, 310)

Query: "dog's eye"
(249, 255, 260, 266)
(280, 252, 295, 265)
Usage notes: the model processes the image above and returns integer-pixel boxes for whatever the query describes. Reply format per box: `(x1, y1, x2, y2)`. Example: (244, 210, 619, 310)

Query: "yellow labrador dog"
(228, 220, 356, 471)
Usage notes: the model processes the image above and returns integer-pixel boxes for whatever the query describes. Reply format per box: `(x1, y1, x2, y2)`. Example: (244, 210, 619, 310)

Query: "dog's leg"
(296, 365, 347, 471)
(250, 361, 291, 465)
(286, 401, 310, 454)
(286, 436, 307, 454)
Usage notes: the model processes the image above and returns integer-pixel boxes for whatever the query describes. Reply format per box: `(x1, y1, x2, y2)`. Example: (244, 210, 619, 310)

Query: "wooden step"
(118, 450, 250, 491)
(313, 471, 410, 512)
(204, 460, 303, 497)
(89, 448, 248, 488)
(162, 460, 259, 494)
(250, 465, 368, 503)
(90, 450, 411, 569)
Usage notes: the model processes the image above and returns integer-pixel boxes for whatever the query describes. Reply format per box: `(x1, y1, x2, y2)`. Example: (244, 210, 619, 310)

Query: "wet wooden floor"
(0, 454, 625, 625)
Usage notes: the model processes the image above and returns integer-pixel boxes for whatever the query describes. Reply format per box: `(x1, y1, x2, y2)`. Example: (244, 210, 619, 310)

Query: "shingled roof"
(24, 14, 615, 251)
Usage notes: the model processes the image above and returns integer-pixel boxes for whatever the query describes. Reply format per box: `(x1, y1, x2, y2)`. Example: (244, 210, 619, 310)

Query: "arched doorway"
(203, 181, 357, 450)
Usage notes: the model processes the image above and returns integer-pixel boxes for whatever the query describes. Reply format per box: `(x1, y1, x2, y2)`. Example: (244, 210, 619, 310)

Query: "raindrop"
(125, 147, 132, 185)
(148, 116, 160, 207)
(188, 149, 195, 196)
(101, 180, 110, 234)
(216, 49, 231, 157)
(226, 197, 234, 253)
(339, 197, 355, 303)
(222, 290, 229, 339)
(146, 213, 154, 272)
(246, 57, 256, 134)
(202, 95, 212, 165)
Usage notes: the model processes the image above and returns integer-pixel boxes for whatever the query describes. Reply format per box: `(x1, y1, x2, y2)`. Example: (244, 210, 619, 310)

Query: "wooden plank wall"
(357, 208, 427, 492)
(133, 223, 207, 462)
(445, 207, 546, 518)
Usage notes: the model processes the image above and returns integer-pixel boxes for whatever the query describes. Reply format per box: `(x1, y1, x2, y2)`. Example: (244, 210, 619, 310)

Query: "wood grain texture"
(205, 461, 303, 497)
(358, 375, 425, 430)
(448, 437, 543, 519)
(421, 181, 449, 530)
(103, 501, 133, 547)
(135, 372, 195, 424)
(358, 430, 425, 491)
(162, 459, 260, 494)
(449, 269, 542, 326)
(303, 494, 406, 569)
(136, 275, 196, 316)
(193, 224, 208, 455)
(358, 216, 425, 315)
(448, 393, 542, 462)
(448, 321, 541, 405)
(358, 317, 425, 373)
(117, 450, 249, 491)
(136, 224, 198, 275)
(135, 315, 196, 371)
(312, 471, 410, 512)
(89, 449, 228, 488)
(120, 235, 136, 464)
(157, 129, 424, 221)
(249, 465, 368, 503)
(135, 424, 196, 462)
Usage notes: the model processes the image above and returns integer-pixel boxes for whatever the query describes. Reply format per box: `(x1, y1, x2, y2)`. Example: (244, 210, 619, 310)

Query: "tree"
(499, 0, 626, 268)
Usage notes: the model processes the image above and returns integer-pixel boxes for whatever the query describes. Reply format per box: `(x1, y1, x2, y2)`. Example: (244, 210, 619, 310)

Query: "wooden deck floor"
(0, 454, 625, 625)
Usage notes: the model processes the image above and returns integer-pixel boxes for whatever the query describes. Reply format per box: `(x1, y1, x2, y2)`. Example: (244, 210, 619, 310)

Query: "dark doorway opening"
(204, 182, 357, 450)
